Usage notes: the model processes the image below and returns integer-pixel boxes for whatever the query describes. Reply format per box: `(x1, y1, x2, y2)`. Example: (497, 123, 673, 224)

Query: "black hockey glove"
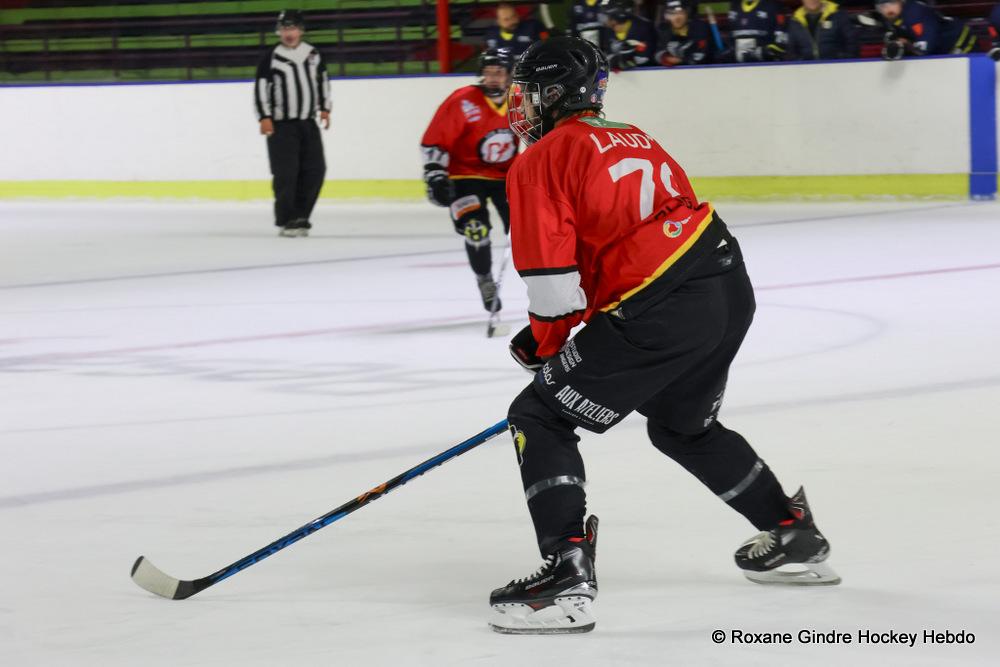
(882, 37, 904, 61)
(990, 46, 1000, 62)
(424, 167, 455, 207)
(509, 325, 544, 374)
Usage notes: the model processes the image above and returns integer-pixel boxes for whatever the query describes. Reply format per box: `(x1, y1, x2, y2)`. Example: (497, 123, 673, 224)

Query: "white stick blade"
(131, 556, 182, 598)
(487, 323, 510, 338)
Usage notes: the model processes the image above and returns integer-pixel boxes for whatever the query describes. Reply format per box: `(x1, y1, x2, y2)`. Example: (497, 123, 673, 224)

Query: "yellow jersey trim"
(483, 95, 509, 116)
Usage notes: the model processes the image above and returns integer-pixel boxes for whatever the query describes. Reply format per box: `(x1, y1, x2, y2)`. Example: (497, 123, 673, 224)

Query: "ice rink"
(2, 199, 998, 666)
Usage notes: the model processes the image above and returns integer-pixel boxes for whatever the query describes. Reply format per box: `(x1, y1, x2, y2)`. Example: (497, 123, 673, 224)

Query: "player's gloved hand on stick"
(424, 167, 455, 207)
(509, 325, 545, 374)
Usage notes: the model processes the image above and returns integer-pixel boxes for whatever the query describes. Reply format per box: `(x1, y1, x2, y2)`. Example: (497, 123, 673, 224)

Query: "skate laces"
(743, 531, 777, 559)
(513, 554, 556, 584)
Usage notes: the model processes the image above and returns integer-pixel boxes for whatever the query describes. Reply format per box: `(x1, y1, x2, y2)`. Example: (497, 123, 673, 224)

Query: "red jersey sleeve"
(420, 93, 464, 168)
(509, 181, 587, 358)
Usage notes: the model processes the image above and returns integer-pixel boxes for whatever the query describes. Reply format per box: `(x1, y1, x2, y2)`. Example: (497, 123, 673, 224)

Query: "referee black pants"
(267, 120, 326, 227)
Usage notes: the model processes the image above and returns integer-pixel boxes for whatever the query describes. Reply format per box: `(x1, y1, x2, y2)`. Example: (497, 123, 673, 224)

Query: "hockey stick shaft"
(132, 419, 510, 599)
(487, 238, 512, 336)
(705, 7, 726, 53)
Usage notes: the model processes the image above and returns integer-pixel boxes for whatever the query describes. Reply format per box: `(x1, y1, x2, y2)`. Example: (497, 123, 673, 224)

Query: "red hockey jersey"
(420, 85, 518, 181)
(508, 113, 719, 358)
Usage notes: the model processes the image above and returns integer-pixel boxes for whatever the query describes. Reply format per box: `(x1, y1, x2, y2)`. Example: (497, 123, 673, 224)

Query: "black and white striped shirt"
(254, 41, 332, 122)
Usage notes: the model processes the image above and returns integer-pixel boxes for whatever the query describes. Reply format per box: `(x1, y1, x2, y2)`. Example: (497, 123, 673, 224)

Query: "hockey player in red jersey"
(488, 37, 840, 635)
(421, 49, 518, 312)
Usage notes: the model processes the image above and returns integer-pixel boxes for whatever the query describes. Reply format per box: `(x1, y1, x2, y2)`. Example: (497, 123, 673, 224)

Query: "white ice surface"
(1, 200, 998, 666)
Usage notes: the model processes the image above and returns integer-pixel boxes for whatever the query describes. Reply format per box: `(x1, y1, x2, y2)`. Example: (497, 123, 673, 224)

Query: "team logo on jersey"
(460, 99, 482, 122)
(664, 214, 692, 238)
(477, 129, 517, 164)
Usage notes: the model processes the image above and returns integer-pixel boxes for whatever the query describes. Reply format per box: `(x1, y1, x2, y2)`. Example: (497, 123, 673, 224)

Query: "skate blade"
(489, 596, 595, 635)
(743, 561, 841, 586)
(278, 228, 297, 237)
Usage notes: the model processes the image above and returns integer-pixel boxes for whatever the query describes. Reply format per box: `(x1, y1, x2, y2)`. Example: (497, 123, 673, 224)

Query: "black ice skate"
(286, 218, 311, 237)
(489, 515, 598, 634)
(476, 274, 501, 312)
(734, 487, 841, 586)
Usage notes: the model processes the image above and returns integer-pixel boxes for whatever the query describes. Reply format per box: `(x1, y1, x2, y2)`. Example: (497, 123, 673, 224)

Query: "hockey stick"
(705, 7, 726, 54)
(486, 238, 512, 338)
(131, 419, 510, 600)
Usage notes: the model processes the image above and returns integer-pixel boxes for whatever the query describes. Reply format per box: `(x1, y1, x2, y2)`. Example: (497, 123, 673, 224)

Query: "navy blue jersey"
(889, 1, 975, 55)
(607, 15, 659, 69)
(571, 0, 609, 49)
(656, 19, 716, 65)
(786, 1, 858, 60)
(484, 18, 548, 57)
(728, 0, 788, 62)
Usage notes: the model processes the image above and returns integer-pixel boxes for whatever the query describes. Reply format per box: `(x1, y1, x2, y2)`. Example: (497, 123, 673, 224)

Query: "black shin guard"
(465, 239, 492, 276)
(527, 486, 587, 555)
(648, 420, 789, 529)
(509, 385, 587, 555)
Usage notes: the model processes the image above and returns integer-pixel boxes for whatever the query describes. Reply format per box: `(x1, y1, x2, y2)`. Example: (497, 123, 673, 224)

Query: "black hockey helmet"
(479, 47, 514, 74)
(276, 9, 306, 30)
(479, 47, 514, 97)
(508, 36, 610, 144)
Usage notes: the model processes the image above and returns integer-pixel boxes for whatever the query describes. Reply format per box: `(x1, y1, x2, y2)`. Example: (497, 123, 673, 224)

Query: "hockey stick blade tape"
(131, 556, 182, 599)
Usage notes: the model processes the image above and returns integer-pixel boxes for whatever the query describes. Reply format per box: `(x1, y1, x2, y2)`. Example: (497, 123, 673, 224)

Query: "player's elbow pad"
(420, 145, 450, 174)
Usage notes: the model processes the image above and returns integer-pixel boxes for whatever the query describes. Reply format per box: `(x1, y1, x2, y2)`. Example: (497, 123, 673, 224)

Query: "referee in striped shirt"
(255, 10, 332, 237)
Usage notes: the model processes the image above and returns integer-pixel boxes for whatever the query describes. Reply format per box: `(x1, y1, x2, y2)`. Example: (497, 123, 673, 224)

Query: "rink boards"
(0, 54, 996, 200)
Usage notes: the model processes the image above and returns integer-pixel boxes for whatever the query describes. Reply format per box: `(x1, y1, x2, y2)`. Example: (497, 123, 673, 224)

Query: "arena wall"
(0, 55, 995, 200)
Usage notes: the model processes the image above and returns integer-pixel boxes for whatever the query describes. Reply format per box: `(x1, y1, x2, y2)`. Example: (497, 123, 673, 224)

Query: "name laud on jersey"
(589, 130, 653, 154)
